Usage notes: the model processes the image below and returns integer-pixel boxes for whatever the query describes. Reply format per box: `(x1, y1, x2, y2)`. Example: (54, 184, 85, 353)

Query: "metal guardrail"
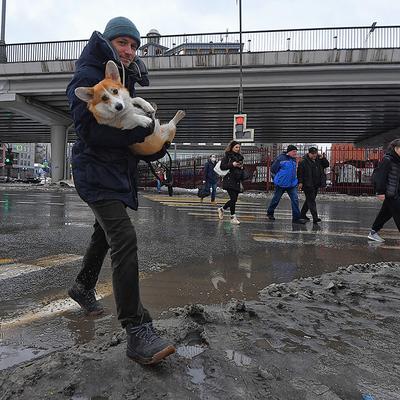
(0, 25, 399, 63)
(138, 145, 384, 195)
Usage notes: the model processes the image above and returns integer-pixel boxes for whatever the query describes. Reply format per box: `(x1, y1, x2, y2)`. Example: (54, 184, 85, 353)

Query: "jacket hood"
(387, 149, 400, 164)
(76, 31, 118, 70)
(76, 31, 147, 84)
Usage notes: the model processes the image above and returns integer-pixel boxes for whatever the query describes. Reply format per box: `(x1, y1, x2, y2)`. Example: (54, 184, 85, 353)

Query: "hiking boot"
(313, 218, 322, 223)
(231, 215, 240, 225)
(267, 214, 275, 221)
(301, 216, 310, 221)
(68, 282, 104, 316)
(126, 322, 175, 365)
(218, 207, 224, 220)
(367, 230, 385, 242)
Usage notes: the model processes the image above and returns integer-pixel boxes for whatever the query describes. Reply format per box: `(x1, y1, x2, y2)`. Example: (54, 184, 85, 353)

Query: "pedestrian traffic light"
(4, 150, 13, 166)
(233, 114, 254, 142)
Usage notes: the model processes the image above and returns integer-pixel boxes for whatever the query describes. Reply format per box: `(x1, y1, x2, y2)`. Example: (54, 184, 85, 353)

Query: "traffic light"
(4, 150, 13, 166)
(233, 114, 246, 139)
(233, 114, 254, 142)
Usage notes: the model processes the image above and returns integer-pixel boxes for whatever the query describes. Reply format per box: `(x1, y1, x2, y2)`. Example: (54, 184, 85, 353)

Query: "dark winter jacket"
(373, 150, 400, 198)
(66, 31, 165, 209)
(204, 160, 219, 184)
(220, 151, 245, 192)
(297, 155, 329, 189)
(271, 153, 298, 188)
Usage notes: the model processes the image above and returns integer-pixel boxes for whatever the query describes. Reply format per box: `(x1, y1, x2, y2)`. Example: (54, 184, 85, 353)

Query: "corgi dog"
(74, 60, 185, 156)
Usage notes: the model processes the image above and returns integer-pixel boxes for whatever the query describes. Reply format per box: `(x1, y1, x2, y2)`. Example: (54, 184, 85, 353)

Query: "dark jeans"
(267, 185, 301, 221)
(205, 181, 217, 201)
(75, 199, 151, 328)
(223, 189, 239, 215)
(300, 187, 319, 221)
(372, 197, 400, 232)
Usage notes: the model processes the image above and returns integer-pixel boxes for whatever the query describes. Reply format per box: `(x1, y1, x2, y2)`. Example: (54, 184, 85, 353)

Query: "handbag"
(197, 183, 210, 199)
(214, 160, 229, 177)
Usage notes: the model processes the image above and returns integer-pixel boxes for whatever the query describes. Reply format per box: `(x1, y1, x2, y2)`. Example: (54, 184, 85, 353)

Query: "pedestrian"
(155, 161, 165, 193)
(297, 147, 329, 223)
(66, 16, 175, 365)
(266, 145, 307, 224)
(203, 154, 219, 203)
(368, 138, 400, 242)
(218, 141, 245, 225)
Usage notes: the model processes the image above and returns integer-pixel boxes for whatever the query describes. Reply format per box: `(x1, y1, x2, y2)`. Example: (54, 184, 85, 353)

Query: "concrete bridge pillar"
(50, 125, 67, 182)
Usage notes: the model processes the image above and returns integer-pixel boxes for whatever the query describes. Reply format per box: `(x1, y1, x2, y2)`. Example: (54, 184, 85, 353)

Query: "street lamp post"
(237, 0, 244, 114)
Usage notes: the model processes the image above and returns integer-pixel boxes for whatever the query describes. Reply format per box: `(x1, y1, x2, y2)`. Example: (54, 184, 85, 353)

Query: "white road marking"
(0, 254, 83, 281)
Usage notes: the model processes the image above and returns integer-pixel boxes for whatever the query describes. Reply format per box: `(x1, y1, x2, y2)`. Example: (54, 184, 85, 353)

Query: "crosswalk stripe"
(0, 254, 83, 281)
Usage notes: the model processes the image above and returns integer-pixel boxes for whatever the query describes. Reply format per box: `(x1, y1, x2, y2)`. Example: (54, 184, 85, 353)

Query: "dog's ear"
(105, 60, 121, 83)
(75, 87, 94, 103)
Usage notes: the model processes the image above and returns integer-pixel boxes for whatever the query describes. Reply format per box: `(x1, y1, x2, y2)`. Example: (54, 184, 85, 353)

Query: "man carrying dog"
(66, 16, 175, 365)
(297, 147, 329, 223)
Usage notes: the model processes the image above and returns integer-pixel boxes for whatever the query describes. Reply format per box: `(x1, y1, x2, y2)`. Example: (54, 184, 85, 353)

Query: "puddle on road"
(1, 242, 397, 371)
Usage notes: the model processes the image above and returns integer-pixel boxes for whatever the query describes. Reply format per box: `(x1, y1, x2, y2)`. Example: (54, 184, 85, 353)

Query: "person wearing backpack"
(368, 138, 400, 242)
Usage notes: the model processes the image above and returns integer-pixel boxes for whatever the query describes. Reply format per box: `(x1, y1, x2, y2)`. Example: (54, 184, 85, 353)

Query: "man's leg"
(287, 186, 301, 221)
(90, 199, 174, 364)
(75, 219, 109, 290)
(68, 219, 109, 315)
(371, 199, 392, 233)
(89, 200, 151, 326)
(303, 188, 318, 221)
(300, 194, 309, 219)
(211, 183, 217, 202)
(386, 198, 400, 231)
(267, 186, 284, 216)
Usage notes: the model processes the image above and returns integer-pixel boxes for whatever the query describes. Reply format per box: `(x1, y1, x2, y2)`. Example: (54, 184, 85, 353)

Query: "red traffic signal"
(235, 115, 245, 125)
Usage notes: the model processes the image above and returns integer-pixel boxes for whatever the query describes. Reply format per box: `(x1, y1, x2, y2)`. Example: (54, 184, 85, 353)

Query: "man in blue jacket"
(66, 16, 175, 365)
(266, 145, 307, 224)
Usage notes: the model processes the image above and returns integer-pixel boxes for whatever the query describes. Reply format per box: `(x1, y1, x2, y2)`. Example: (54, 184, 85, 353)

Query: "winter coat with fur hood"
(66, 31, 165, 209)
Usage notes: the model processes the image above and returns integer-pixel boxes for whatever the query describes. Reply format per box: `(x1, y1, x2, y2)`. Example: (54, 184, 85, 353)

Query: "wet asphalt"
(0, 187, 398, 370)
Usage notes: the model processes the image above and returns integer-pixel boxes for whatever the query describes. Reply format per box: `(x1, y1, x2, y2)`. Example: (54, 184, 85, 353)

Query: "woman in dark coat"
(368, 138, 400, 242)
(218, 141, 245, 224)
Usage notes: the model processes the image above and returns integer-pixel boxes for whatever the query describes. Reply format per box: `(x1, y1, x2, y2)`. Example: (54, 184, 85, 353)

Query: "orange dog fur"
(75, 60, 185, 156)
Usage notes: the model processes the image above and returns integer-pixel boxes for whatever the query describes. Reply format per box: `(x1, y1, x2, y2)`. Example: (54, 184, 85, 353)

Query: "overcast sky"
(3, 0, 399, 43)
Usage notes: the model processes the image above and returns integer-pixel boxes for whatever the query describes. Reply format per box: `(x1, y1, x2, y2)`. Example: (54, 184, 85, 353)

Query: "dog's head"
(75, 60, 134, 122)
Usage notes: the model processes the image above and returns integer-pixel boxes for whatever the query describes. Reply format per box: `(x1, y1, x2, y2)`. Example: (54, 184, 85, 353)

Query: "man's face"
(308, 152, 318, 160)
(110, 36, 138, 67)
(287, 150, 297, 158)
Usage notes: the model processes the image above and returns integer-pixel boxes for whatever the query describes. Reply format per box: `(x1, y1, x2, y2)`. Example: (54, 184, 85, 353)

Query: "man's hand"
(377, 194, 385, 201)
(298, 183, 303, 191)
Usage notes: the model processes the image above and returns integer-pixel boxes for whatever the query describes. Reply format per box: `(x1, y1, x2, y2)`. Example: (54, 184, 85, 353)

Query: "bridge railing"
(1, 25, 399, 63)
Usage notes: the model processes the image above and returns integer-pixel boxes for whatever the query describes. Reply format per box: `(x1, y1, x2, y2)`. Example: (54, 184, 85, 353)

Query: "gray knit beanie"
(103, 16, 141, 46)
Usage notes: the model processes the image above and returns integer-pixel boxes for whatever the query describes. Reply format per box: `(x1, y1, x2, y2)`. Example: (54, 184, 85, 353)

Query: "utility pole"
(0, 0, 6, 43)
(0, 0, 6, 62)
(237, 0, 244, 114)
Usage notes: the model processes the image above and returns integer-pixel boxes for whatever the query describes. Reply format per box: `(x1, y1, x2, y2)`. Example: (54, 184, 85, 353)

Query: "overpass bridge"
(1, 25, 400, 179)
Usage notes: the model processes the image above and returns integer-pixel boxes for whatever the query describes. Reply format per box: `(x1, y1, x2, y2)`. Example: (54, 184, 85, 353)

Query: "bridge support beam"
(355, 126, 400, 150)
(50, 125, 67, 182)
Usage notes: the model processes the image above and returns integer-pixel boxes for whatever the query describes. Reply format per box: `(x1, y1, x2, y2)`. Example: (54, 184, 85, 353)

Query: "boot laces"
(131, 322, 159, 344)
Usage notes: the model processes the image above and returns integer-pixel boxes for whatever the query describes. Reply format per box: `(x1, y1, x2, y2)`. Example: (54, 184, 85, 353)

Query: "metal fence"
(1, 25, 399, 63)
(138, 145, 384, 196)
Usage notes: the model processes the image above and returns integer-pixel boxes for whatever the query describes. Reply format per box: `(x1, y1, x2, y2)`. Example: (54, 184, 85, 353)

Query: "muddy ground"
(1, 261, 399, 400)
